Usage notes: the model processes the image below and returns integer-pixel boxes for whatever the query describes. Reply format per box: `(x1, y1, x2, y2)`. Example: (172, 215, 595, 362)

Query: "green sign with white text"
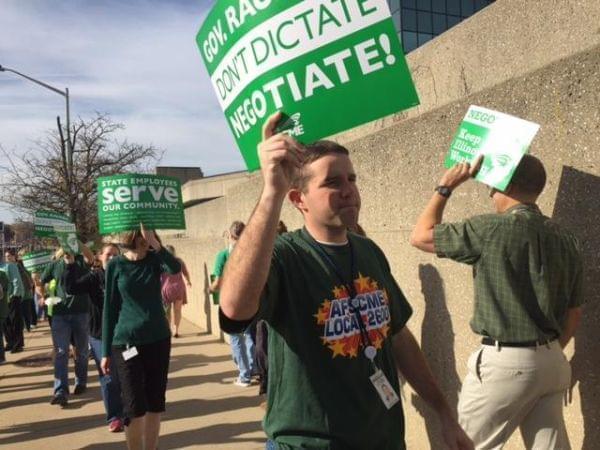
(445, 105, 540, 191)
(196, 0, 419, 171)
(97, 174, 185, 234)
(22, 250, 53, 274)
(34, 210, 71, 237)
(34, 210, 80, 254)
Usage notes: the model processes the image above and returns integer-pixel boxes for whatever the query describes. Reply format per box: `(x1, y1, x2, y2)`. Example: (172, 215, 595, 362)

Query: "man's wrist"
(434, 185, 452, 198)
(260, 186, 287, 204)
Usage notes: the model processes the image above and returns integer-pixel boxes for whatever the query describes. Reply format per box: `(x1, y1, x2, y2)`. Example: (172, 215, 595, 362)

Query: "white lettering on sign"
(209, 0, 389, 109)
(102, 186, 180, 205)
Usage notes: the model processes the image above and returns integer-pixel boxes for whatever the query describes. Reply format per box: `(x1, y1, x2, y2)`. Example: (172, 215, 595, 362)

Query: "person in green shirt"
(101, 225, 181, 450)
(0, 269, 9, 364)
(210, 221, 256, 387)
(2, 249, 25, 353)
(38, 245, 95, 406)
(410, 154, 583, 449)
(219, 113, 471, 450)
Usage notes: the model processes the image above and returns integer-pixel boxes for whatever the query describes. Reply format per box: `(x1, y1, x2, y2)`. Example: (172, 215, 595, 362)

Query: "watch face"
(436, 186, 451, 197)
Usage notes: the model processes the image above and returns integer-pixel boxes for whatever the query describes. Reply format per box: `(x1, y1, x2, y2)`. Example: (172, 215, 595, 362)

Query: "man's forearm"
(410, 193, 448, 253)
(393, 328, 453, 417)
(559, 307, 583, 348)
(220, 190, 286, 320)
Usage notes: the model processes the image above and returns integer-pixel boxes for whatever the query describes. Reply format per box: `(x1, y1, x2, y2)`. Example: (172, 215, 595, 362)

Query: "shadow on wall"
(552, 166, 600, 450)
(411, 264, 461, 447)
(203, 262, 212, 334)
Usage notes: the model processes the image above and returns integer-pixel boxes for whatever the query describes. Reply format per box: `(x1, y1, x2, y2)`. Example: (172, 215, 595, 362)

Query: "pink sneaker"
(108, 418, 124, 432)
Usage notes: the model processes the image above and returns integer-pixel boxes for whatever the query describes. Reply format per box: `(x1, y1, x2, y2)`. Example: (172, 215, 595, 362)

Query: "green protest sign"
(34, 210, 80, 254)
(22, 250, 53, 274)
(196, 0, 419, 171)
(34, 210, 71, 237)
(56, 227, 80, 255)
(97, 174, 186, 234)
(445, 105, 540, 191)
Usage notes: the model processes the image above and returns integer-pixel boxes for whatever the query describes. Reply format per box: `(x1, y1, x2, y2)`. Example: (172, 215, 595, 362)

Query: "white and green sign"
(34, 210, 71, 237)
(97, 174, 185, 234)
(445, 105, 540, 191)
(22, 250, 53, 274)
(196, 0, 419, 171)
(34, 210, 80, 254)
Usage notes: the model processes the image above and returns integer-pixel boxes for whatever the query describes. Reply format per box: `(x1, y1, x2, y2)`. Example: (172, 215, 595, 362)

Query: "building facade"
(389, 0, 496, 53)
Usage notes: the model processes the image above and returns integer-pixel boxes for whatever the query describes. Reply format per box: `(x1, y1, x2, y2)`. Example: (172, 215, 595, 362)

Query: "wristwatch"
(434, 185, 452, 198)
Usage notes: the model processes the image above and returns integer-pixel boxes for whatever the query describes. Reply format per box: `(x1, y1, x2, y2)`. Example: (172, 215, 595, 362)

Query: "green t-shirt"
(211, 248, 230, 304)
(102, 248, 181, 357)
(434, 203, 584, 342)
(259, 229, 413, 450)
(41, 256, 90, 315)
(0, 270, 9, 320)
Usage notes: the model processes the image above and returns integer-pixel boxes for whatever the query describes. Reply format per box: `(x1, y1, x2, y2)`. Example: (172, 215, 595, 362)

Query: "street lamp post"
(0, 64, 73, 181)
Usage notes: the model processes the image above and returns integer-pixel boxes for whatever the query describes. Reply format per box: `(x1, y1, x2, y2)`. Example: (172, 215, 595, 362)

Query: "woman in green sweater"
(101, 225, 181, 450)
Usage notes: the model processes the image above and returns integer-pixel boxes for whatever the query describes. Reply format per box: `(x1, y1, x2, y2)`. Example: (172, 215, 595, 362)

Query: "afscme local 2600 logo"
(314, 273, 391, 358)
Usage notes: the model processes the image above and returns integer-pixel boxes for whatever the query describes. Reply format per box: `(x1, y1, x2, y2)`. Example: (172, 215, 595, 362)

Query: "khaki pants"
(458, 340, 571, 449)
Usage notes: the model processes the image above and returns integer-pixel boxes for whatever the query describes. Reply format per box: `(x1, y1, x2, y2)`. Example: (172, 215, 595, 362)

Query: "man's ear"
(288, 188, 306, 213)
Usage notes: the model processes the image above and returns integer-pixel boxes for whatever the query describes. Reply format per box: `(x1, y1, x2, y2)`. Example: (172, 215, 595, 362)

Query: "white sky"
(0, 0, 245, 223)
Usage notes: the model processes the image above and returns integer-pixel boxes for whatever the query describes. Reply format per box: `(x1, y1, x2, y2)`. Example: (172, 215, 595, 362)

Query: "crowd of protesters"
(0, 116, 585, 450)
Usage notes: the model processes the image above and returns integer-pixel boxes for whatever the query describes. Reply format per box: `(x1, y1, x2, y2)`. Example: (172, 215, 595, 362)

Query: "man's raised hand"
(258, 112, 304, 195)
(439, 155, 484, 190)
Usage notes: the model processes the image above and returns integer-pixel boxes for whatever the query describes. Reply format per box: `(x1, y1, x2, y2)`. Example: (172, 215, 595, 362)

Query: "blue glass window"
(447, 0, 461, 15)
(461, 0, 474, 16)
(418, 11, 433, 33)
(402, 8, 417, 31)
(432, 0, 446, 13)
(418, 33, 433, 46)
(432, 13, 447, 34)
(402, 31, 418, 53)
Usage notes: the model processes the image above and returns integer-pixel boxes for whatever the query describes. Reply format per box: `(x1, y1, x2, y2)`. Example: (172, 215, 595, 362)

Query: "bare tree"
(0, 113, 162, 240)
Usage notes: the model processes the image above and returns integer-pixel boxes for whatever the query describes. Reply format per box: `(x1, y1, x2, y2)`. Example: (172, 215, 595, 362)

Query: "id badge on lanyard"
(122, 344, 138, 361)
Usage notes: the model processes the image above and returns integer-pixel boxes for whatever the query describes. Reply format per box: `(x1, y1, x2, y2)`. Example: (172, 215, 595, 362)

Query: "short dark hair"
(510, 154, 546, 196)
(229, 221, 245, 240)
(291, 140, 350, 191)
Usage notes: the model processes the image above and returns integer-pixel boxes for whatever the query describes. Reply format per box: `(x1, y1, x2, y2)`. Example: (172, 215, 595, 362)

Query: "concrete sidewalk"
(0, 320, 266, 449)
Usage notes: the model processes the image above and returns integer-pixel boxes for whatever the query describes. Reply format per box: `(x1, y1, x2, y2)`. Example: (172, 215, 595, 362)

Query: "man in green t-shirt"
(410, 155, 583, 449)
(218, 113, 471, 449)
(211, 222, 256, 387)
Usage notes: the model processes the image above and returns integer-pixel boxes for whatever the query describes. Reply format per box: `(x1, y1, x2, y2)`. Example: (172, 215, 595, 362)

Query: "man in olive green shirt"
(411, 154, 583, 449)
(218, 113, 472, 449)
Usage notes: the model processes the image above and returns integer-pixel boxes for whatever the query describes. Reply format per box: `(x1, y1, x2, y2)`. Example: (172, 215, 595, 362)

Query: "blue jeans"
(51, 313, 89, 396)
(265, 439, 277, 449)
(89, 336, 124, 422)
(230, 332, 255, 382)
(35, 293, 45, 320)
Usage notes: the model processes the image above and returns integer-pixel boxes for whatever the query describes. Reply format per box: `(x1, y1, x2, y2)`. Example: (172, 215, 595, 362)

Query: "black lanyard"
(301, 229, 374, 351)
